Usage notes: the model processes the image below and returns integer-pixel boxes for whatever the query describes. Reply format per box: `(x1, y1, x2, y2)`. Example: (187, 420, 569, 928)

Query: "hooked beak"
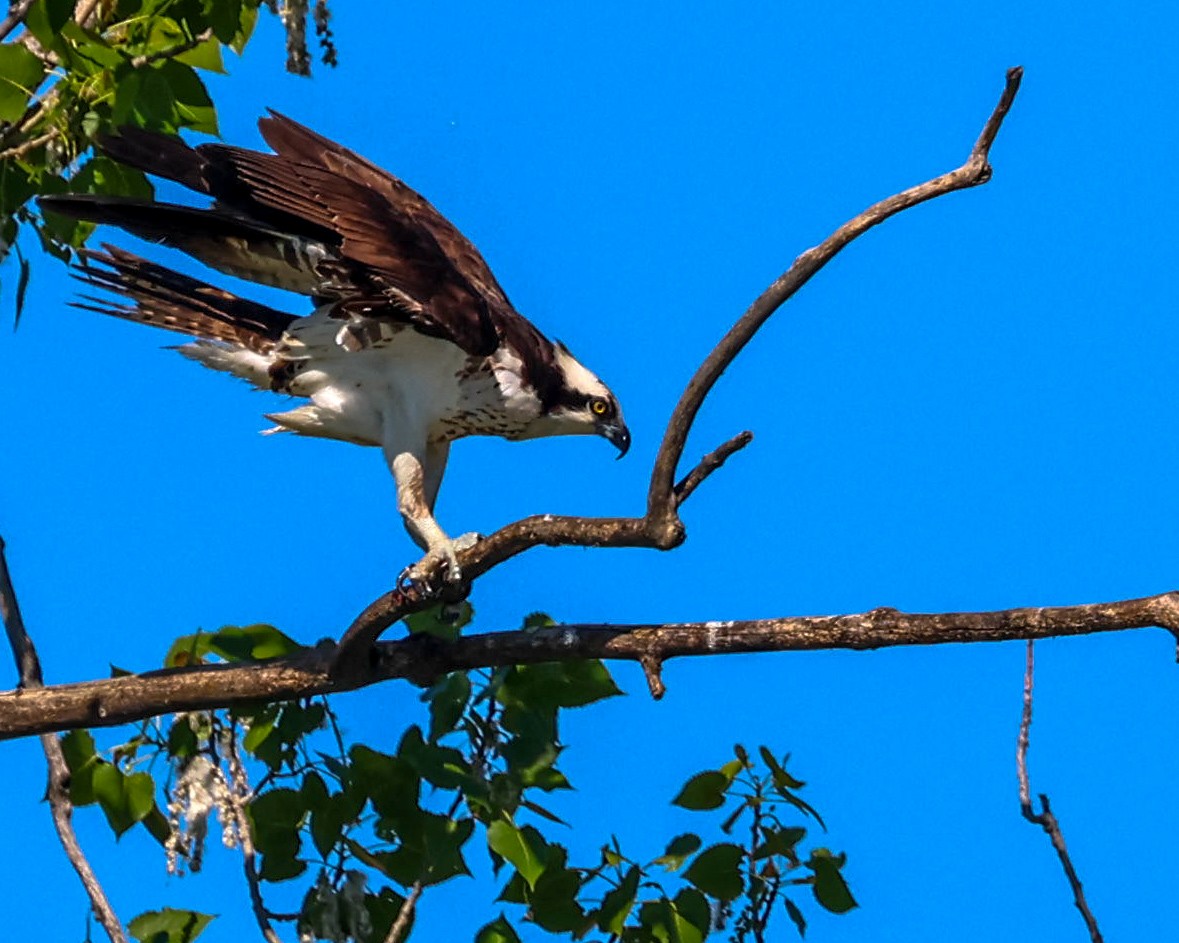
(602, 421, 631, 459)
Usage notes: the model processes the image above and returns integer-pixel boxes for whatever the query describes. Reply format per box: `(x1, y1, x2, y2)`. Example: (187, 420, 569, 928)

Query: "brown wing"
(46, 117, 520, 357)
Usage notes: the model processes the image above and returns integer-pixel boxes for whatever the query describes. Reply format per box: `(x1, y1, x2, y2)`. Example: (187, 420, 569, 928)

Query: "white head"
(527, 341, 630, 454)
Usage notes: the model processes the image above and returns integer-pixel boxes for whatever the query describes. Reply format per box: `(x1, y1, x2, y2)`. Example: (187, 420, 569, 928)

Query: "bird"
(39, 113, 630, 581)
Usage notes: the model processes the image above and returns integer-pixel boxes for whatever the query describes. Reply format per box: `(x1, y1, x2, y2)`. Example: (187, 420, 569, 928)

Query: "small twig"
(384, 880, 423, 943)
(0, 128, 58, 162)
(1016, 641, 1034, 814)
(129, 28, 214, 68)
(225, 721, 282, 943)
(639, 654, 665, 700)
(0, 537, 127, 943)
(1016, 641, 1104, 943)
(673, 431, 754, 506)
(0, 0, 36, 44)
(72, 0, 102, 29)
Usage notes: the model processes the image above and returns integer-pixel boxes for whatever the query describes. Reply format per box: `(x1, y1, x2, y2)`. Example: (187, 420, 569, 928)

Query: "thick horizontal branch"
(3, 590, 1176, 740)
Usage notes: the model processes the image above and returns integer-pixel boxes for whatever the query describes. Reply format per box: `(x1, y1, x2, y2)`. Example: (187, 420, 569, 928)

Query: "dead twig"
(1016, 641, 1104, 943)
(384, 881, 422, 943)
(0, 537, 127, 943)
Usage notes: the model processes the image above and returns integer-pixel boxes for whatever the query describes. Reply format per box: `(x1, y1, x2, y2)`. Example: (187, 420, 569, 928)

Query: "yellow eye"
(590, 398, 609, 416)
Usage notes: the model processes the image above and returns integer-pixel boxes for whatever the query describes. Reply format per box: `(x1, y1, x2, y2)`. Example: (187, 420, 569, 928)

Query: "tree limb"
(1016, 641, 1104, 942)
(0, 538, 127, 942)
(3, 589, 1178, 741)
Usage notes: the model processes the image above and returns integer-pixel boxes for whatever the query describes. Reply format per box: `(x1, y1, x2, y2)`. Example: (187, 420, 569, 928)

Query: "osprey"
(40, 113, 629, 579)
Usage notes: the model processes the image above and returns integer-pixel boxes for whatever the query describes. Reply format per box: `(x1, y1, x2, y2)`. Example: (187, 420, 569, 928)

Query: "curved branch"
(3, 589, 1177, 741)
(646, 69, 1023, 516)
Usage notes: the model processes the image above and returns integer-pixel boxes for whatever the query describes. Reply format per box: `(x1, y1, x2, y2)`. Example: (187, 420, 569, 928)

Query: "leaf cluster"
(56, 609, 854, 942)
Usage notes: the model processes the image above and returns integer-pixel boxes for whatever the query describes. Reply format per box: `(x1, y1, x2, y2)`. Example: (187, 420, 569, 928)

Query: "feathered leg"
(389, 442, 477, 583)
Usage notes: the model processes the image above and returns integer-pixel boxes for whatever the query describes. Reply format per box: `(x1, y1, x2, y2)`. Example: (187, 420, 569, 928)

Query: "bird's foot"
(402, 531, 482, 589)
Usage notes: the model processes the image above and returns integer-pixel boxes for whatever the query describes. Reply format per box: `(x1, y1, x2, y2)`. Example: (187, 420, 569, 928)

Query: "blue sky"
(4, 1, 1179, 939)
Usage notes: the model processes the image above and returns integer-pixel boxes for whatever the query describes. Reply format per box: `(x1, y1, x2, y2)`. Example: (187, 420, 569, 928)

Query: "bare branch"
(225, 723, 283, 943)
(5, 589, 1179, 741)
(0, 538, 127, 942)
(384, 882, 422, 943)
(1016, 641, 1104, 943)
(646, 67, 1023, 520)
(673, 431, 754, 506)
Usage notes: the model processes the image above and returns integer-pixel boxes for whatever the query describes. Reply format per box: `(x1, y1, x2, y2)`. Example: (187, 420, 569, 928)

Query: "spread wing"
(39, 114, 517, 357)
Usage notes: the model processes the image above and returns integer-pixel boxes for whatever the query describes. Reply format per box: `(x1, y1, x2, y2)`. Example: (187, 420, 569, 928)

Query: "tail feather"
(73, 245, 298, 353)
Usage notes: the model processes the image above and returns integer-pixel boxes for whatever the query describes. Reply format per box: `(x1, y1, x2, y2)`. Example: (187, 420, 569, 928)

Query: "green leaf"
(521, 612, 555, 629)
(684, 843, 745, 901)
(783, 897, 808, 937)
(486, 820, 547, 888)
(141, 804, 172, 847)
(753, 825, 806, 862)
(673, 888, 712, 940)
(349, 745, 421, 831)
(637, 897, 705, 943)
(475, 915, 522, 943)
(808, 849, 857, 914)
(760, 746, 805, 789)
(249, 787, 306, 881)
(154, 61, 217, 134)
(528, 853, 585, 933)
(59, 730, 98, 805)
(398, 725, 470, 790)
(595, 864, 639, 934)
(128, 909, 215, 943)
(363, 888, 410, 943)
(208, 624, 302, 661)
(653, 832, 702, 871)
(426, 671, 471, 741)
(672, 770, 730, 810)
(231, 1, 258, 55)
(405, 600, 473, 640)
(70, 156, 153, 200)
(42, 0, 75, 34)
(0, 45, 45, 122)
(92, 765, 154, 837)
(176, 37, 226, 74)
(499, 660, 622, 720)
(167, 719, 198, 759)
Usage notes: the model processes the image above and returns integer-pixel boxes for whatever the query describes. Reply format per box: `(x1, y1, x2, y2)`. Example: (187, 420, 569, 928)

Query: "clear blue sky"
(3, 1, 1178, 940)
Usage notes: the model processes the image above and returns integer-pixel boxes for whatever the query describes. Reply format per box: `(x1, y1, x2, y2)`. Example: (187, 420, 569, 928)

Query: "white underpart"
(176, 305, 545, 579)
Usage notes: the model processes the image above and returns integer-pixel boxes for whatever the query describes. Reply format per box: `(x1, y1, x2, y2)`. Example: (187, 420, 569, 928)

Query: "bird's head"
(536, 341, 630, 457)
